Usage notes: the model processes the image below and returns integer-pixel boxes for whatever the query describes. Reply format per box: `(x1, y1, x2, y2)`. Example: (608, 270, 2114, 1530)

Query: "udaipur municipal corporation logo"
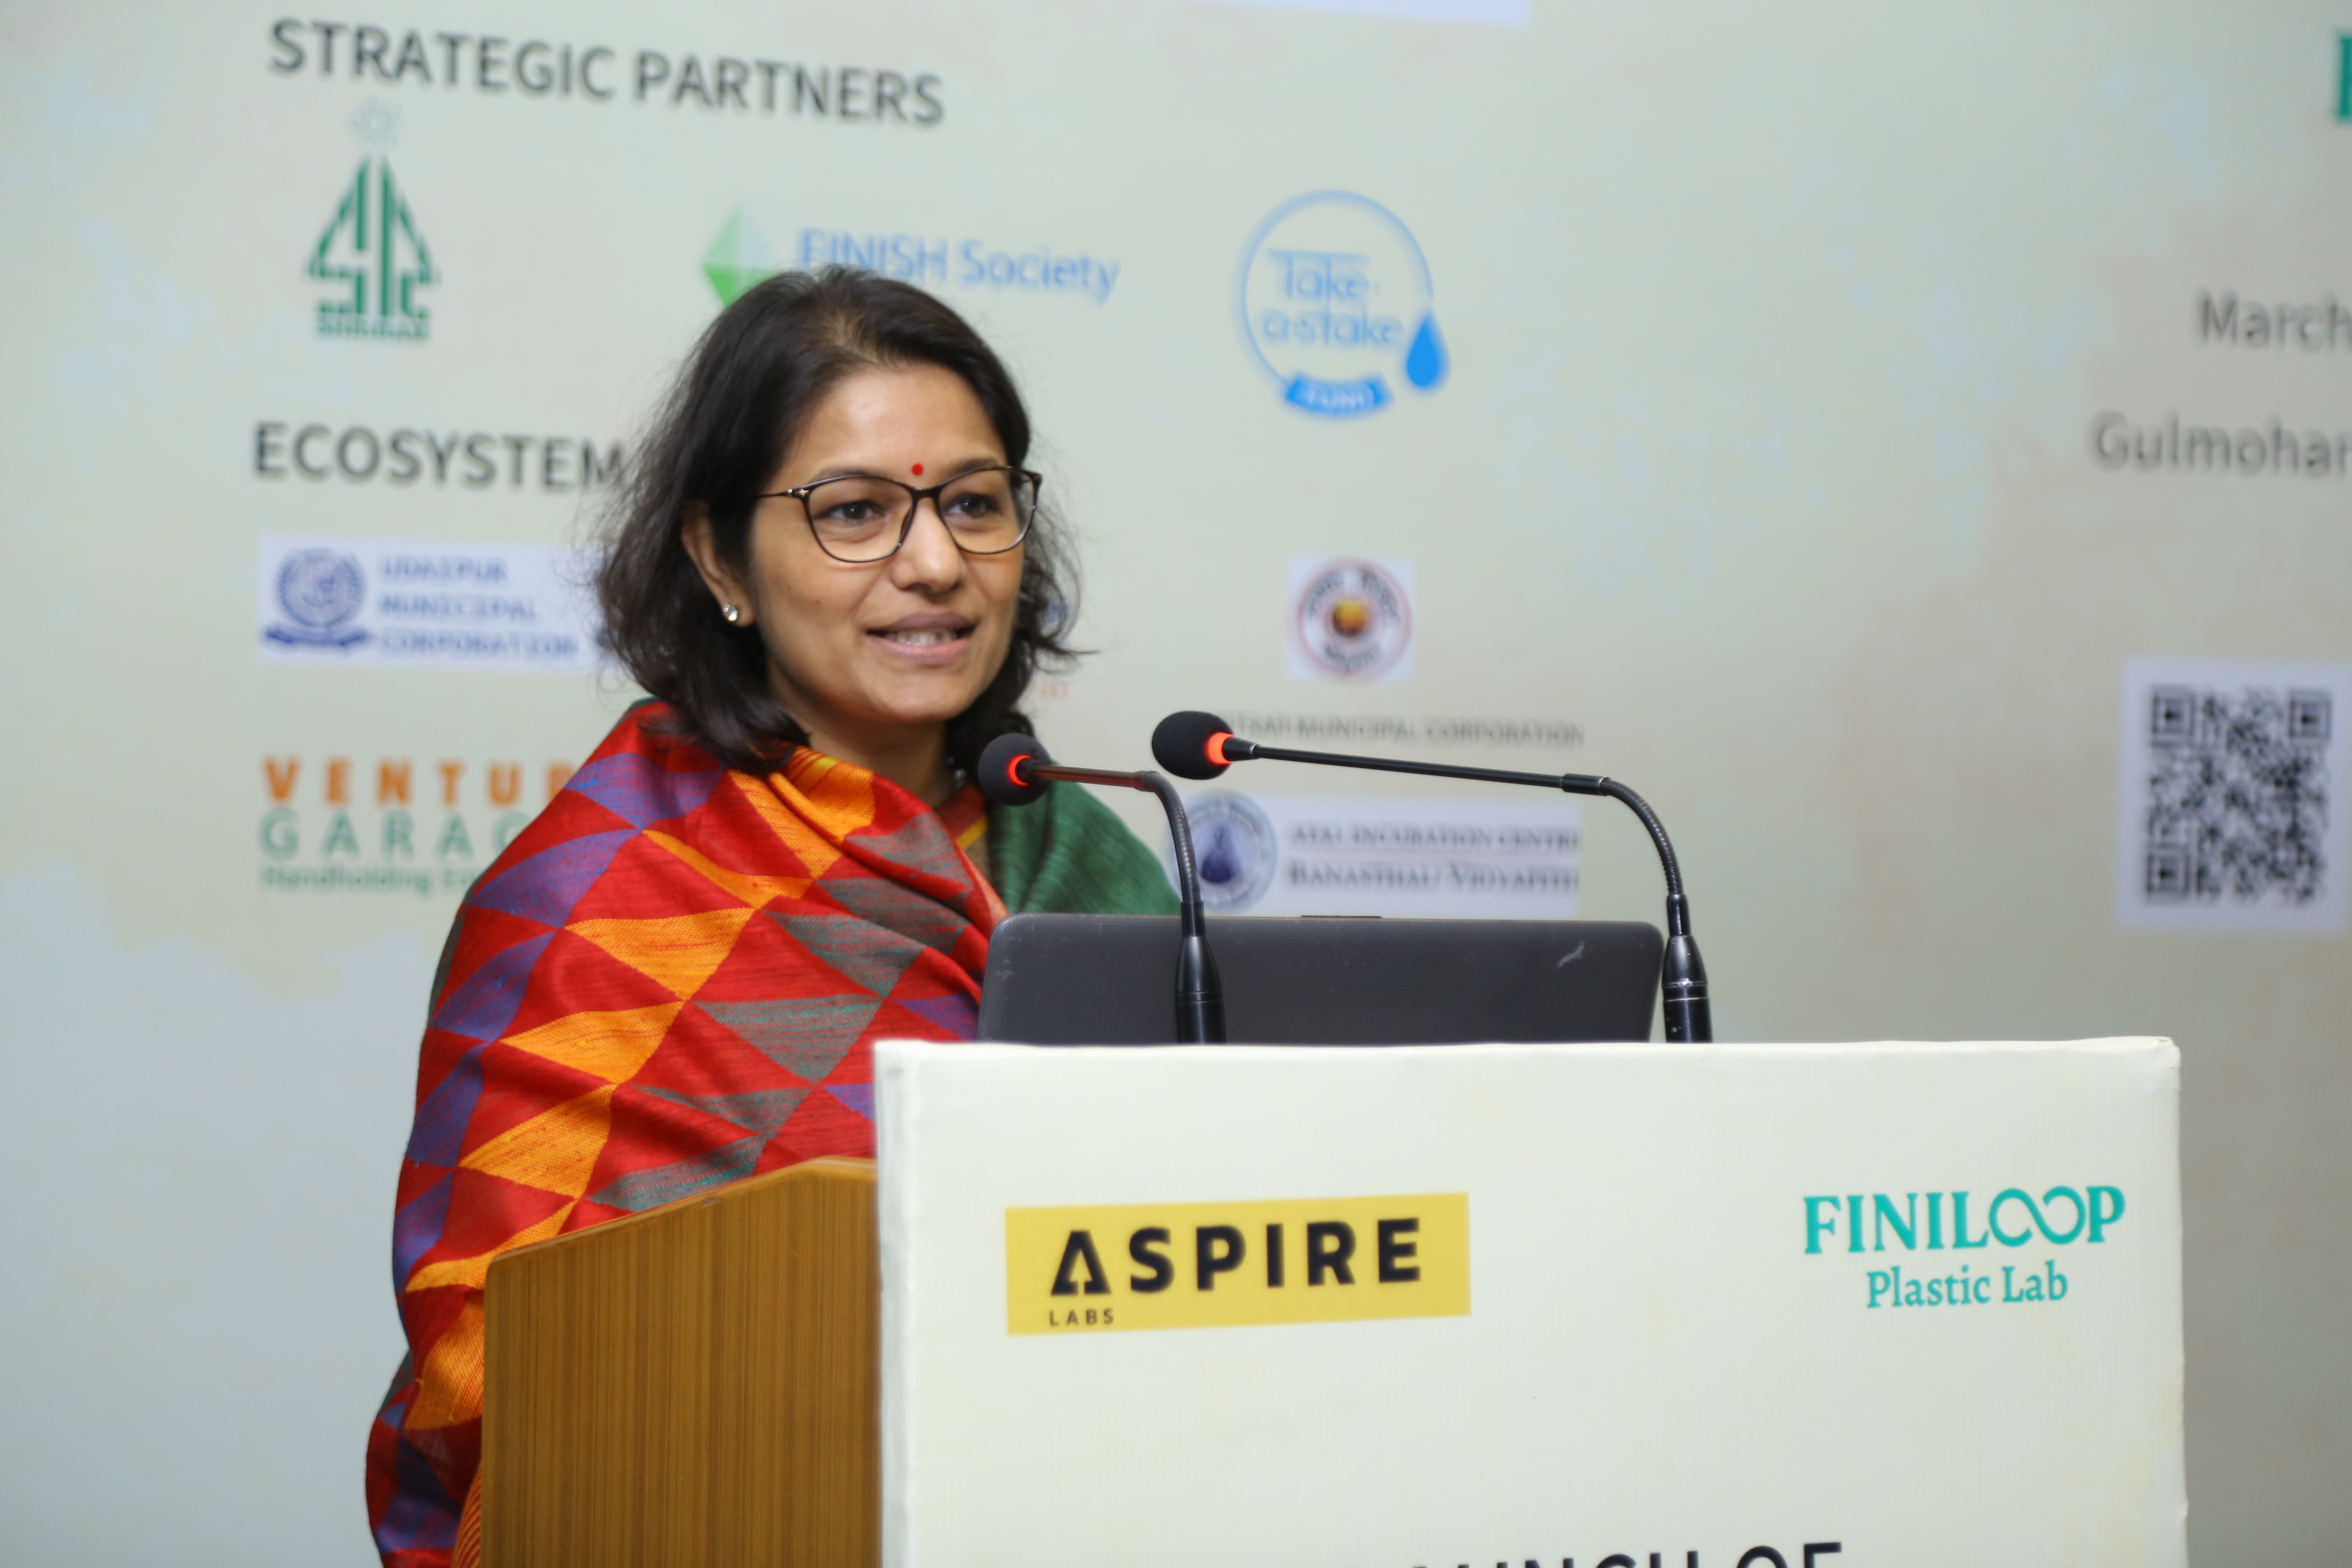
(308, 106, 437, 341)
(1237, 191, 1448, 418)
(266, 548, 369, 649)
(1290, 556, 1415, 683)
(1188, 793, 1278, 912)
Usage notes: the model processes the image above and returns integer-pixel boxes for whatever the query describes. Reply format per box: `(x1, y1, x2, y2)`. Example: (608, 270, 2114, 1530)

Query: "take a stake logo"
(308, 102, 437, 341)
(1005, 1193, 1469, 1335)
(1237, 191, 1447, 418)
(1804, 1184, 2128, 1311)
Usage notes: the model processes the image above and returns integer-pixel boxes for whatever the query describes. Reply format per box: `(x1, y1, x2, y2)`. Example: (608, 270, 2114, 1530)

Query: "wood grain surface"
(481, 1156, 879, 1567)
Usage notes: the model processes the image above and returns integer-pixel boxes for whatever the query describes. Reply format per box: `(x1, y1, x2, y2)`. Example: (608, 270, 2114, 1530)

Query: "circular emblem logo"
(1292, 558, 1413, 682)
(276, 548, 366, 631)
(1236, 190, 1447, 419)
(1187, 793, 1278, 913)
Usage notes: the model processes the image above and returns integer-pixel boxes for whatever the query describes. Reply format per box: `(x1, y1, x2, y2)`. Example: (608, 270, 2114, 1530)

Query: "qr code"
(2118, 660, 2351, 932)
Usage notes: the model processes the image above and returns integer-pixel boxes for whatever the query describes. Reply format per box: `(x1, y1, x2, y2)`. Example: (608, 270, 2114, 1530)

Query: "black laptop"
(978, 914, 1663, 1046)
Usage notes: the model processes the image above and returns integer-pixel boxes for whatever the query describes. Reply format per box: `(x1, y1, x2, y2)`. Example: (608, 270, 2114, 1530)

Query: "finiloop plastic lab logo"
(1237, 192, 1447, 419)
(265, 548, 370, 649)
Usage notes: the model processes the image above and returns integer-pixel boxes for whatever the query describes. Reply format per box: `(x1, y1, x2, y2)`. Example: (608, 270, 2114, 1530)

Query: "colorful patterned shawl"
(366, 700, 1172, 1568)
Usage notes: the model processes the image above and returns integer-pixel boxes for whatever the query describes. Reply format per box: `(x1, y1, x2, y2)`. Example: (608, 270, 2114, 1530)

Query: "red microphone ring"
(1206, 733, 1232, 766)
(1007, 752, 1034, 785)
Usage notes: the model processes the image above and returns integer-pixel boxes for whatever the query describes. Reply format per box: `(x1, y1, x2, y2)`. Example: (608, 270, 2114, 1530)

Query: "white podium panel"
(876, 1040, 2183, 1568)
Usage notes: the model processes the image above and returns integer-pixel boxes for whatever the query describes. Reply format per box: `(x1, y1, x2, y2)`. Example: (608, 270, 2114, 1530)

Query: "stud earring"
(721, 603, 741, 625)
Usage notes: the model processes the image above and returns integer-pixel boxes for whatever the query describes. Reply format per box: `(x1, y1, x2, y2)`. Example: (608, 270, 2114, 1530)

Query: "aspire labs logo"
(308, 101, 438, 341)
(1004, 1192, 1469, 1335)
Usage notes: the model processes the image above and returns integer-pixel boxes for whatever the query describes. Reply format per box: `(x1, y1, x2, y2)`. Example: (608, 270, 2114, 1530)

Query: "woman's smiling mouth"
(871, 619, 975, 652)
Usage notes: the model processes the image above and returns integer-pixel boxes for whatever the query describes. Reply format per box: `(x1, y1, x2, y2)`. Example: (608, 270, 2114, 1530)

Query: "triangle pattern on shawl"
(732, 773, 845, 878)
(392, 1172, 455, 1284)
(775, 911, 925, 997)
(407, 1199, 577, 1295)
(405, 1041, 492, 1167)
(637, 1084, 811, 1139)
(379, 1433, 459, 1544)
(457, 1084, 616, 1197)
(588, 1133, 766, 1214)
(404, 1296, 490, 1427)
(695, 997, 877, 1084)
(897, 992, 980, 1040)
(431, 932, 555, 1043)
(783, 750, 878, 838)
(470, 830, 637, 928)
(645, 830, 813, 910)
(854, 816, 969, 887)
(825, 1083, 876, 1119)
(568, 907, 758, 999)
(499, 1003, 680, 1084)
(810, 877, 972, 954)
(567, 749, 725, 829)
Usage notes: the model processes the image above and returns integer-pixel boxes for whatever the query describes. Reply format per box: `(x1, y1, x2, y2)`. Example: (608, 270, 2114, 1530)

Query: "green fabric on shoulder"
(988, 780, 1179, 916)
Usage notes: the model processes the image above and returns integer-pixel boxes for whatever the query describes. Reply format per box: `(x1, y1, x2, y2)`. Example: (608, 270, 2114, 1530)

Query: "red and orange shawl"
(365, 700, 1170, 1567)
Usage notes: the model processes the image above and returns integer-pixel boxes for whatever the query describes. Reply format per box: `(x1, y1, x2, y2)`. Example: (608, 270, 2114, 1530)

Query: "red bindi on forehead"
(911, 462, 925, 476)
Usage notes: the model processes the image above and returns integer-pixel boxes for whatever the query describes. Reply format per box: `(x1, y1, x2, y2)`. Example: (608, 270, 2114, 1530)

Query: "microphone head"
(977, 732, 1052, 806)
(1153, 711, 1236, 780)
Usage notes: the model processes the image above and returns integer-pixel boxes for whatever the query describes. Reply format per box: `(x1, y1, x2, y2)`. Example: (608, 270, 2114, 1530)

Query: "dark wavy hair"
(594, 267, 1078, 775)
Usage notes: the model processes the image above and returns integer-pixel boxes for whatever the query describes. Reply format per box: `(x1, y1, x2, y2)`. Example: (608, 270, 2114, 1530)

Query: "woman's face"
(693, 363, 1028, 757)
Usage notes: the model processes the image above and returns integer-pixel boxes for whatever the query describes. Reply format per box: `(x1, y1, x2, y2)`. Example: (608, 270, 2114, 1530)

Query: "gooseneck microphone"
(976, 732, 1225, 1044)
(1151, 711, 1712, 1044)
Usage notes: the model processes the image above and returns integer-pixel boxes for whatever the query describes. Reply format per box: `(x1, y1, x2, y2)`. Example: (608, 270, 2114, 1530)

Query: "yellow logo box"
(1004, 1193, 1470, 1336)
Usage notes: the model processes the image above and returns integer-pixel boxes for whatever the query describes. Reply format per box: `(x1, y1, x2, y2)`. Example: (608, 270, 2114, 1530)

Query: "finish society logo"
(1237, 191, 1448, 418)
(705, 206, 1120, 307)
(1005, 1193, 1468, 1335)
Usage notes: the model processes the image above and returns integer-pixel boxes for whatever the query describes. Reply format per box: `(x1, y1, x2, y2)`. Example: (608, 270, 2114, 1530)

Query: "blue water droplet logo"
(1404, 312, 1448, 391)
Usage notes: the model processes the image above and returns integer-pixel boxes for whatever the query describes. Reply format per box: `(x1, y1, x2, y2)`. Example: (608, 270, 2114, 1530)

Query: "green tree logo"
(309, 157, 437, 341)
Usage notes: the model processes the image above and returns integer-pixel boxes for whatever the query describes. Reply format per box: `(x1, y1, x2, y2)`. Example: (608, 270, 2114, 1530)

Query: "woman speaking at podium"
(365, 269, 1173, 1566)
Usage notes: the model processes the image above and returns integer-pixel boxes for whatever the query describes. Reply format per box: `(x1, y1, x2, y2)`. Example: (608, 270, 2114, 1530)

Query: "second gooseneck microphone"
(1151, 711, 1712, 1044)
(977, 732, 1225, 1044)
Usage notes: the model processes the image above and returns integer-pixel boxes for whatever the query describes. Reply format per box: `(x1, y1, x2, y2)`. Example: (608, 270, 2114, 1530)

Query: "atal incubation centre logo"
(1238, 191, 1447, 418)
(1189, 793, 1279, 912)
(308, 103, 437, 340)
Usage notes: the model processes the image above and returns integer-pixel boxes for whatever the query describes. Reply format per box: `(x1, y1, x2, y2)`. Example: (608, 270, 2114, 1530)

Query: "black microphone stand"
(1157, 719, 1710, 1044)
(977, 736, 1225, 1044)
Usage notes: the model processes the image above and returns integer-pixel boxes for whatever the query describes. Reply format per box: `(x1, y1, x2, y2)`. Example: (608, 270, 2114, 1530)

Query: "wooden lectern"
(479, 1156, 880, 1567)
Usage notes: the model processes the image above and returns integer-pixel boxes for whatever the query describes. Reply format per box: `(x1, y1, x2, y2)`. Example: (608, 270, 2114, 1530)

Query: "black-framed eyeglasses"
(762, 465, 1042, 564)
